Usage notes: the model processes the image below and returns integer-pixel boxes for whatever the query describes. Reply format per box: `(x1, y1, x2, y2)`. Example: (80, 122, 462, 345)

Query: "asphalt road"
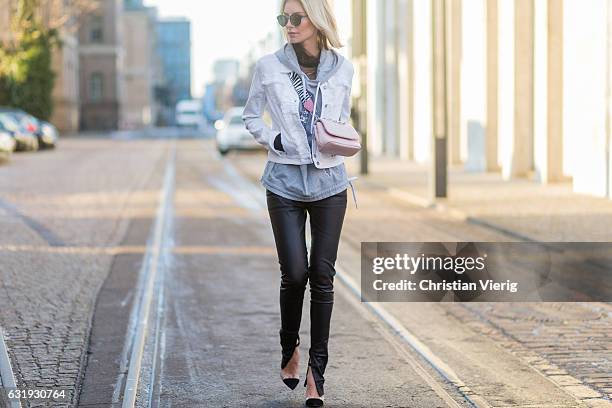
(78, 139, 475, 407)
(1, 135, 609, 408)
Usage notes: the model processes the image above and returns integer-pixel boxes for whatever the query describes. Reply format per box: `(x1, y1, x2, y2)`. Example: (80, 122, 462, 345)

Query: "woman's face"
(282, 0, 317, 45)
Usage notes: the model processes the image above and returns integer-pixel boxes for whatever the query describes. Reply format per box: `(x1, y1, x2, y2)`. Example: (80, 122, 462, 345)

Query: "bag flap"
(317, 118, 359, 141)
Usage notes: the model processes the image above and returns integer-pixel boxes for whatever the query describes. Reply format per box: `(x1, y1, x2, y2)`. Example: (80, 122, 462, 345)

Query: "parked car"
(0, 107, 57, 149)
(0, 129, 16, 162)
(215, 106, 263, 155)
(39, 120, 59, 149)
(0, 111, 38, 151)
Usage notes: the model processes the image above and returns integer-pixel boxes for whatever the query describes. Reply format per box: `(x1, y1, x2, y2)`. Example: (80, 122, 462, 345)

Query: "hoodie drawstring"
(347, 176, 358, 209)
(309, 79, 321, 136)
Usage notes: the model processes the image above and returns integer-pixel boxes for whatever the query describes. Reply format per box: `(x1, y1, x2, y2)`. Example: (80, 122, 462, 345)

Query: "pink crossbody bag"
(314, 118, 362, 157)
(288, 71, 361, 157)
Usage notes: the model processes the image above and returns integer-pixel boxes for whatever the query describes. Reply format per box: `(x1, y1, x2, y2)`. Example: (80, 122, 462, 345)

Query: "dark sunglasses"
(276, 13, 308, 27)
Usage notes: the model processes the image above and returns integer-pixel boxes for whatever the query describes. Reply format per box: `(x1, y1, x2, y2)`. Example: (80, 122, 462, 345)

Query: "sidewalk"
(341, 153, 612, 405)
(228, 147, 612, 405)
(345, 154, 612, 242)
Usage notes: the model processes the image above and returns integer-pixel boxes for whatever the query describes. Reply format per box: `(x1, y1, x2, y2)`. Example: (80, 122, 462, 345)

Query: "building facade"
(351, 0, 612, 200)
(156, 17, 191, 124)
(78, 0, 124, 130)
(121, 3, 160, 128)
(51, 29, 80, 133)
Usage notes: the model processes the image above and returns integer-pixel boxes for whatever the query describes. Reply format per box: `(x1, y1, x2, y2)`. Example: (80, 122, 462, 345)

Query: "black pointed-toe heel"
(280, 337, 300, 390)
(305, 396, 325, 407)
(283, 376, 300, 390)
(304, 365, 325, 406)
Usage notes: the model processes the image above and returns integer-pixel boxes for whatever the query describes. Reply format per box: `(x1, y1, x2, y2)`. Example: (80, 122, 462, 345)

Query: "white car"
(0, 130, 16, 162)
(215, 107, 264, 155)
(175, 99, 206, 129)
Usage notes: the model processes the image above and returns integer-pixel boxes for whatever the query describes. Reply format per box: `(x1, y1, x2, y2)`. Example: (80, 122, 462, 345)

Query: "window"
(90, 15, 103, 43)
(89, 73, 103, 101)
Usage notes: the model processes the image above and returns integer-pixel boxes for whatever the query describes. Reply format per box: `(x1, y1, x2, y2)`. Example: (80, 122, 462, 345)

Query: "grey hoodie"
(274, 41, 344, 84)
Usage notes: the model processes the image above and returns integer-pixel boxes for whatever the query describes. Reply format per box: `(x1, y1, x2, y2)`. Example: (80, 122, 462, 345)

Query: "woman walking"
(242, 0, 357, 406)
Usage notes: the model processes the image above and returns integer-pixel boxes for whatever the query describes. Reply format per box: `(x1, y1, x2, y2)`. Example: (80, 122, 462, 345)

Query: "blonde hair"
(279, 0, 344, 50)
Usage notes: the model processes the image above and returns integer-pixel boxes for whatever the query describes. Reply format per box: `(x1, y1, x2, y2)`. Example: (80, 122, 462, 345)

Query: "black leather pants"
(266, 188, 348, 397)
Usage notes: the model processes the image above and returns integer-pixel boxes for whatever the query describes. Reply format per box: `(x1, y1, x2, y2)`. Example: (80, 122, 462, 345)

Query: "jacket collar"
(277, 64, 292, 74)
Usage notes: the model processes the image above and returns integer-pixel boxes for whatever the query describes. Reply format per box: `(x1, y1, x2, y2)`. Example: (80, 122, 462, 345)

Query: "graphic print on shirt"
(299, 90, 314, 128)
(289, 71, 314, 112)
(288, 71, 318, 150)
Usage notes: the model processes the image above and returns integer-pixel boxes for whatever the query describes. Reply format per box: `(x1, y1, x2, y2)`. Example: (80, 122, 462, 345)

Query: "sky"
(144, 0, 280, 98)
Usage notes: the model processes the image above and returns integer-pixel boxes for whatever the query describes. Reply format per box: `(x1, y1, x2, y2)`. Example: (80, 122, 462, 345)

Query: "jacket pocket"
(262, 73, 296, 107)
(323, 83, 350, 122)
(278, 101, 303, 155)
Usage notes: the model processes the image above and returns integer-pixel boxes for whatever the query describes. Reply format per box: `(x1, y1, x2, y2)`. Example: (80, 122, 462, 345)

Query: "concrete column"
(352, 0, 369, 174)
(431, 0, 448, 198)
(485, 0, 500, 171)
(461, 0, 487, 172)
(384, 0, 399, 156)
(351, 0, 367, 113)
(447, 0, 462, 165)
(412, 0, 433, 163)
(515, 0, 535, 177)
(608, 0, 612, 199)
(366, 0, 385, 155)
(397, 0, 415, 161)
(533, 0, 564, 183)
(563, 0, 610, 197)
(498, 0, 534, 180)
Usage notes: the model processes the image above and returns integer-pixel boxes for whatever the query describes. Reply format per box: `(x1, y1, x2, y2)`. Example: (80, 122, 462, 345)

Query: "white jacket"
(242, 46, 354, 169)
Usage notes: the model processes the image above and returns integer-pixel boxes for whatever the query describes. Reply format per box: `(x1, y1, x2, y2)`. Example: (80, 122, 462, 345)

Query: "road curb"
(385, 186, 542, 243)
(0, 326, 21, 408)
(333, 265, 493, 408)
